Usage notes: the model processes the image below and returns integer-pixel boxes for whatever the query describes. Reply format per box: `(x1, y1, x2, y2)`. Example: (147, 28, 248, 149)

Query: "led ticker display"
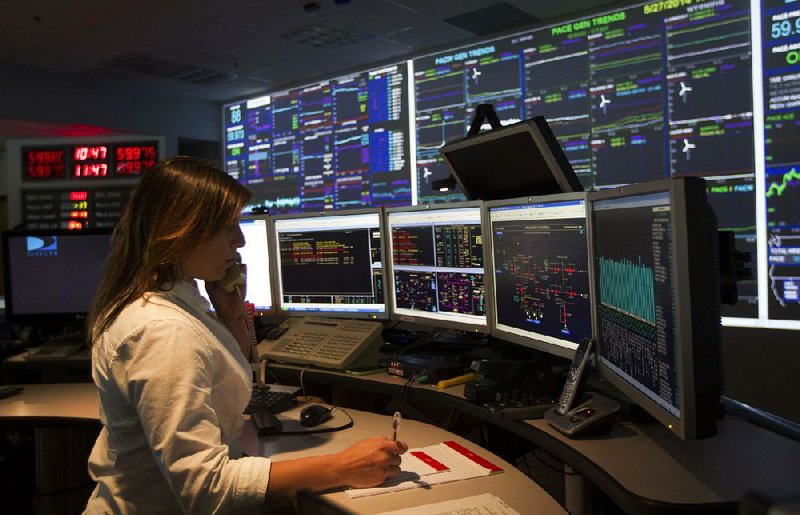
(22, 141, 159, 182)
(115, 143, 158, 176)
(24, 148, 67, 180)
(73, 145, 110, 178)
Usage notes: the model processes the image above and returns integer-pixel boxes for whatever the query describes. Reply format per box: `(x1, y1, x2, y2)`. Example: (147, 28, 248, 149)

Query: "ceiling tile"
(386, 0, 498, 20)
(202, 51, 275, 75)
(328, 1, 420, 36)
(384, 21, 473, 53)
(522, 0, 620, 23)
(235, 1, 315, 34)
(0, 0, 625, 104)
(334, 36, 411, 63)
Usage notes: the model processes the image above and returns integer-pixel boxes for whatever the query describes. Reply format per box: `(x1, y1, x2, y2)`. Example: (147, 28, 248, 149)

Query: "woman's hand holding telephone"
(220, 253, 246, 294)
(206, 253, 247, 321)
(206, 252, 257, 358)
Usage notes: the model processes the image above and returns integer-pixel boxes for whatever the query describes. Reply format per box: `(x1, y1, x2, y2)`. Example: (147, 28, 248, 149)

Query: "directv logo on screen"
(26, 236, 58, 257)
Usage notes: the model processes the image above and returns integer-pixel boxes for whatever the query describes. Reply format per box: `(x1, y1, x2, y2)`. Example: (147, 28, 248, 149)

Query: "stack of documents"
(377, 493, 520, 515)
(346, 440, 503, 499)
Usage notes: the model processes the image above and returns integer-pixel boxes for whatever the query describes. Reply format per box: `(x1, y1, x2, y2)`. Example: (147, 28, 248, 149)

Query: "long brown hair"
(87, 156, 251, 342)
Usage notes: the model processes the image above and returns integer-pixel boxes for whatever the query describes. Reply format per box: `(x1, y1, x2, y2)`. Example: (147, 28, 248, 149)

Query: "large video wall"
(222, 0, 800, 329)
(224, 64, 411, 212)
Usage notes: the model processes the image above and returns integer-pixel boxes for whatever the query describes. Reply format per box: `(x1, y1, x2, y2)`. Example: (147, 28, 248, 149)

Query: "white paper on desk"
(357, 447, 449, 492)
(390, 449, 449, 483)
(376, 493, 520, 515)
(346, 441, 503, 499)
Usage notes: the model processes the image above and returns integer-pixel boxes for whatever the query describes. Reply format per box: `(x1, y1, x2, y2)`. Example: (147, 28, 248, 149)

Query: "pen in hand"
(392, 411, 401, 441)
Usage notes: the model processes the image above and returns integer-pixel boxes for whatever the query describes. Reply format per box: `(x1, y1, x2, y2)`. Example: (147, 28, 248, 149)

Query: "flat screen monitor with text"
(271, 209, 387, 319)
(590, 177, 721, 439)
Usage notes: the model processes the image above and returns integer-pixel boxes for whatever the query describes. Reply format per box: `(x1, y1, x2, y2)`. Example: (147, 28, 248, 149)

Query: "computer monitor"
(197, 217, 274, 314)
(589, 177, 722, 439)
(439, 116, 583, 201)
(2, 228, 113, 326)
(485, 193, 592, 359)
(271, 208, 387, 319)
(385, 202, 487, 332)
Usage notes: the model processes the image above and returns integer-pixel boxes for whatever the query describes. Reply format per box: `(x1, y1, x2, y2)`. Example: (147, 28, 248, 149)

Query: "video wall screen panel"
(223, 63, 412, 214)
(762, 0, 800, 324)
(412, 0, 759, 319)
(223, 0, 800, 329)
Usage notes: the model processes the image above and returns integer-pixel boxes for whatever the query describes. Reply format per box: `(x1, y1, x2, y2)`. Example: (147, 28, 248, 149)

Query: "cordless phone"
(555, 337, 593, 415)
(545, 338, 620, 437)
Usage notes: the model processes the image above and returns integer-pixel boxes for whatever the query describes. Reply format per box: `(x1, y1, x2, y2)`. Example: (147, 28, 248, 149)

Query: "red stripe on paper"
(410, 451, 449, 471)
(443, 440, 503, 472)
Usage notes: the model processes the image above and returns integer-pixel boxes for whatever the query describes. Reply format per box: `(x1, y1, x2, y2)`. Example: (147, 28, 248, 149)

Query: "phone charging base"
(544, 392, 620, 438)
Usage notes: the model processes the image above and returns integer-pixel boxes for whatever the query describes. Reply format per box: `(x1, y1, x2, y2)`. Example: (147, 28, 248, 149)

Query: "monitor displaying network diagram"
(385, 203, 486, 331)
(486, 194, 591, 358)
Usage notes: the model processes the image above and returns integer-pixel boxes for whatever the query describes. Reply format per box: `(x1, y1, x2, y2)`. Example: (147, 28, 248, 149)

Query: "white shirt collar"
(164, 280, 213, 314)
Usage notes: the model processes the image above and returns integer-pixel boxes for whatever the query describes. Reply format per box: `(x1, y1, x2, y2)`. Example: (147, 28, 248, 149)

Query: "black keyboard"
(245, 383, 301, 415)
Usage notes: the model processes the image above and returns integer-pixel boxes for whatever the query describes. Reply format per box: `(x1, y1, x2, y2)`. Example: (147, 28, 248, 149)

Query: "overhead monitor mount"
(438, 105, 583, 200)
(467, 103, 503, 136)
(432, 104, 502, 192)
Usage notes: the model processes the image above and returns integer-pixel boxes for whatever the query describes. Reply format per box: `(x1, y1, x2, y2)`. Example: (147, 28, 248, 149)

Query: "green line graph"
(766, 168, 800, 198)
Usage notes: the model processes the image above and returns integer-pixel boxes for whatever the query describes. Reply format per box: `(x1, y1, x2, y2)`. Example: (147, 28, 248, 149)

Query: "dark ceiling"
(0, 0, 617, 138)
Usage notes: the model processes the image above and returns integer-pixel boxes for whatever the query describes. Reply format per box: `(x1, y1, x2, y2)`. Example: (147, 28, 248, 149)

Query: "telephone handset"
(218, 252, 257, 361)
(221, 252, 246, 293)
(555, 337, 594, 415)
(545, 338, 620, 437)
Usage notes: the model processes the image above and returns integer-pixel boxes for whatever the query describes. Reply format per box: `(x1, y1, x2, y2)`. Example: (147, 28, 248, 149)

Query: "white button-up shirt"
(85, 280, 271, 514)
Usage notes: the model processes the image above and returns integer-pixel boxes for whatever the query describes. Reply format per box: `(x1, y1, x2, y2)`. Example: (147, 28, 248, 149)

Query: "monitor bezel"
(268, 207, 389, 320)
(588, 177, 721, 440)
(384, 200, 489, 333)
(238, 214, 276, 315)
(2, 227, 114, 326)
(483, 192, 592, 359)
(439, 116, 584, 201)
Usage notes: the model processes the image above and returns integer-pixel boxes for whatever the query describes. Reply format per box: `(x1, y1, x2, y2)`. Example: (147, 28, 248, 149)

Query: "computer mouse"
(299, 404, 333, 427)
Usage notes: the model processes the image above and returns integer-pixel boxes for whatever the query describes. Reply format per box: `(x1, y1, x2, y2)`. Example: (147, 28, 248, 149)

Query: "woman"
(84, 156, 407, 513)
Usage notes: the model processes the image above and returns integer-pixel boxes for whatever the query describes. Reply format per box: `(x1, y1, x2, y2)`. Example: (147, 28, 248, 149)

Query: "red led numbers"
(115, 144, 158, 176)
(73, 146, 108, 161)
(25, 149, 66, 180)
(24, 142, 157, 181)
(74, 163, 109, 178)
(73, 145, 110, 179)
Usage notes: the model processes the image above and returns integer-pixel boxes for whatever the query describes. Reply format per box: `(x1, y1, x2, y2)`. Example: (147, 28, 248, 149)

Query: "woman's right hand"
(334, 436, 408, 488)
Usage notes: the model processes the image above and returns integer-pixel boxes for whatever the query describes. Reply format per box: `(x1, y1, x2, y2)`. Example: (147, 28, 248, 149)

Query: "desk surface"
(526, 415, 800, 508)
(0, 382, 100, 427)
(267, 363, 800, 514)
(4, 348, 91, 366)
(0, 383, 564, 514)
(243, 403, 565, 514)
